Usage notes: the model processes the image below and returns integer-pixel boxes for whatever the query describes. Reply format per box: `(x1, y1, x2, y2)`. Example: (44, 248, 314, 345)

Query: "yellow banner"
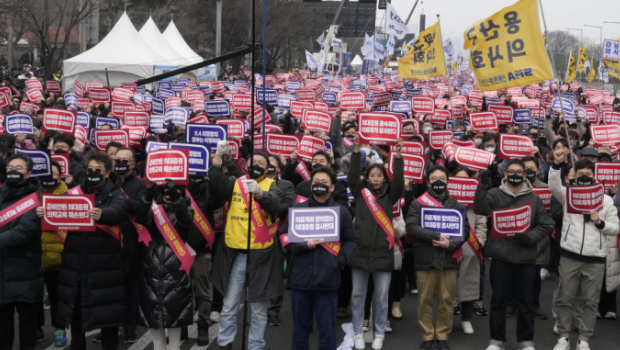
(398, 22, 446, 79)
(462, 0, 553, 91)
(586, 57, 596, 82)
(452, 61, 458, 71)
(566, 53, 576, 83)
(604, 59, 620, 80)
(577, 47, 587, 72)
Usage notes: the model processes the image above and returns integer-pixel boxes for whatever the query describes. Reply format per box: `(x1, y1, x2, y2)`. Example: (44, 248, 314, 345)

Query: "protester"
(0, 154, 43, 350)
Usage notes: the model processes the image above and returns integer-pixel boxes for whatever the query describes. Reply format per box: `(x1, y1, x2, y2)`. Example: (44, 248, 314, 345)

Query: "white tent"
(63, 13, 166, 91)
(139, 17, 193, 68)
(351, 55, 363, 66)
(162, 20, 203, 64)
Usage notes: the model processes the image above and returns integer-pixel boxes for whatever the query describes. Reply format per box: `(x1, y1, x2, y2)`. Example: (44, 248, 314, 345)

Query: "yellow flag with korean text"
(398, 22, 446, 79)
(566, 53, 576, 83)
(462, 0, 553, 91)
(604, 59, 620, 80)
(577, 47, 587, 72)
(586, 57, 596, 82)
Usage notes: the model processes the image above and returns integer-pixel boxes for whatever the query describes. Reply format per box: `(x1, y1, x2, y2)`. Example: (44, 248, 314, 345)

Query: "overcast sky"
(359, 0, 620, 55)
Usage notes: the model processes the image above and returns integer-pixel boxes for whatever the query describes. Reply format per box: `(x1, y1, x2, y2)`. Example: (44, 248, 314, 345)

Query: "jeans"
(217, 253, 269, 350)
(0, 302, 37, 350)
(488, 260, 536, 349)
(291, 289, 338, 350)
(351, 268, 391, 335)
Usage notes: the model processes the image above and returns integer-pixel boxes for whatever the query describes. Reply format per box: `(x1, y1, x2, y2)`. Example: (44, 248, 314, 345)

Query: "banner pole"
(437, 14, 455, 131)
(537, 0, 576, 173)
(261, 0, 267, 151)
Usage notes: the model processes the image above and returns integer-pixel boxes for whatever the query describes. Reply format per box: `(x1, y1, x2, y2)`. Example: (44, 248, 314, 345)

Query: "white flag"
(373, 35, 386, 60)
(305, 50, 318, 69)
(443, 38, 454, 57)
(317, 51, 326, 73)
(317, 32, 325, 48)
(599, 60, 609, 83)
(332, 37, 343, 48)
(384, 2, 409, 40)
(361, 33, 373, 57)
(387, 35, 395, 56)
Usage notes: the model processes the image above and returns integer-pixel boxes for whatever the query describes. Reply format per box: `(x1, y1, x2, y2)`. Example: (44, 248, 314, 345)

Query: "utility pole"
(216, 0, 222, 74)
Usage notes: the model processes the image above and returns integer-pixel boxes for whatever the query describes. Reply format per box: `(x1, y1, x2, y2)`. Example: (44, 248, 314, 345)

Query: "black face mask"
(311, 183, 330, 197)
(312, 163, 323, 170)
(508, 174, 524, 186)
(114, 164, 130, 175)
(525, 169, 537, 181)
(431, 180, 447, 194)
(576, 175, 594, 186)
(345, 135, 355, 140)
(87, 173, 104, 187)
(53, 149, 68, 154)
(249, 165, 265, 179)
(267, 165, 277, 174)
(41, 179, 59, 189)
(6, 170, 24, 184)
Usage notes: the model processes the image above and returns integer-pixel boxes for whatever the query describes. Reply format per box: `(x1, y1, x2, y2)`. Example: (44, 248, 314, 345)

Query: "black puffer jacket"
(135, 194, 194, 329)
(406, 189, 470, 270)
(0, 178, 43, 304)
(56, 176, 128, 331)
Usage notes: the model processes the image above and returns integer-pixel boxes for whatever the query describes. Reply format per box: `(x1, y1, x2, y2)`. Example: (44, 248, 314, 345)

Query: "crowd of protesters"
(1, 66, 620, 350)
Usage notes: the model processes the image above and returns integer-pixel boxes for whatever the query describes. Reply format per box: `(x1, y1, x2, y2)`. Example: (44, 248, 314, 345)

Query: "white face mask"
(423, 126, 432, 134)
(474, 138, 483, 147)
(485, 146, 496, 153)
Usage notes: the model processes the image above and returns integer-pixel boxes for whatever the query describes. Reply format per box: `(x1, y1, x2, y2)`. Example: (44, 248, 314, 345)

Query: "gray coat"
(457, 207, 487, 302)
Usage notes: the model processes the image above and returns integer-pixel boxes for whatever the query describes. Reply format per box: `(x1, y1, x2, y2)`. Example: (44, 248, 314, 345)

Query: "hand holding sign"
(590, 211, 601, 226)
(88, 208, 103, 221)
(432, 234, 451, 248)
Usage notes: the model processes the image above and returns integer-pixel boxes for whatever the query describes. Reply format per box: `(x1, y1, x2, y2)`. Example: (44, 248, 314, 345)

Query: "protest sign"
(266, 134, 300, 158)
(420, 206, 465, 240)
(411, 96, 435, 114)
(5, 114, 34, 136)
(290, 101, 314, 119)
(303, 110, 332, 133)
(322, 92, 338, 104)
(340, 92, 366, 109)
(215, 119, 245, 139)
(205, 100, 230, 117)
(41, 194, 96, 231)
(14, 149, 51, 178)
(74, 125, 88, 145)
(428, 130, 454, 151)
(431, 109, 452, 124)
(89, 88, 111, 102)
(168, 142, 210, 177)
(287, 206, 340, 243)
(296, 89, 316, 102)
(590, 125, 620, 146)
(454, 147, 496, 171)
(145, 148, 189, 185)
(390, 101, 412, 114)
(488, 105, 514, 124)
(256, 88, 278, 105)
(164, 107, 189, 125)
(370, 91, 393, 106)
(595, 162, 620, 192)
(532, 187, 552, 212)
(388, 152, 425, 183)
(469, 112, 498, 132)
(51, 153, 70, 177)
(26, 88, 44, 102)
(390, 140, 425, 157)
(46, 81, 61, 93)
(296, 135, 326, 162)
(121, 126, 147, 147)
(96, 116, 119, 129)
(358, 112, 401, 145)
(111, 101, 135, 117)
(514, 108, 532, 124)
(491, 202, 532, 238)
(112, 88, 133, 102)
(498, 134, 534, 160)
(447, 176, 479, 207)
(123, 111, 150, 127)
(92, 129, 129, 151)
(231, 93, 252, 111)
(42, 109, 76, 135)
(186, 124, 228, 153)
(566, 183, 605, 214)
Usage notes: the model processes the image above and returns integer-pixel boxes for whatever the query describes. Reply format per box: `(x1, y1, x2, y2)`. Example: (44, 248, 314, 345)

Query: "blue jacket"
(283, 196, 358, 291)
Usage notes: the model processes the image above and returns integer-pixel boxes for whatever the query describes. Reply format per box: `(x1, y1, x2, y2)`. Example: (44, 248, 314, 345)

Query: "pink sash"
(151, 203, 195, 275)
(185, 189, 215, 249)
(0, 192, 40, 226)
(236, 177, 278, 247)
(296, 162, 311, 181)
(120, 188, 152, 246)
(279, 233, 341, 257)
(361, 188, 395, 249)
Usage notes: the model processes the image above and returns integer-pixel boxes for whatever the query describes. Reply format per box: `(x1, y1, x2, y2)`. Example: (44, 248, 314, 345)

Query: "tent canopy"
(163, 20, 203, 64)
(139, 17, 193, 67)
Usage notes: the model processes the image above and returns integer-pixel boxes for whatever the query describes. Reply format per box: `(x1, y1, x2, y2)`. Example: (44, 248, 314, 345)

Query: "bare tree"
(546, 30, 579, 79)
(0, 0, 32, 67)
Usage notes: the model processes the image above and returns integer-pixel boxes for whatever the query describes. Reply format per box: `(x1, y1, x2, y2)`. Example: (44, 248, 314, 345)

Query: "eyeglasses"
(506, 170, 525, 176)
(6, 166, 26, 171)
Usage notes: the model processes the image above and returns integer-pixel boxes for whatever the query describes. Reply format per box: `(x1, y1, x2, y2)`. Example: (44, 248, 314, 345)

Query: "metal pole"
(216, 0, 222, 74)
(404, 0, 421, 25)
(262, 0, 267, 151)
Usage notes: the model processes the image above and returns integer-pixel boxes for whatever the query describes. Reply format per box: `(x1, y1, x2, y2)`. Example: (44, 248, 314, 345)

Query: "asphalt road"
(24, 263, 620, 350)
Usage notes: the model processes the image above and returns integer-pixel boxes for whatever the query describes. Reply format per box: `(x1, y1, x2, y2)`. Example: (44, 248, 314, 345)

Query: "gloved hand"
(513, 232, 530, 245)
(146, 182, 158, 202)
(479, 170, 492, 185)
(164, 179, 181, 202)
(215, 140, 231, 157)
(488, 163, 498, 175)
(243, 179, 260, 194)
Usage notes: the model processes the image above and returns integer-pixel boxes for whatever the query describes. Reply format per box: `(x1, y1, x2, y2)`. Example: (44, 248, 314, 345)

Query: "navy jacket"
(283, 196, 358, 291)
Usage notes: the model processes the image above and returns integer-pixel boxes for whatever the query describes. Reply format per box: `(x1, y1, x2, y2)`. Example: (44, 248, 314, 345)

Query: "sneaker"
(540, 268, 549, 280)
(484, 346, 505, 350)
(385, 320, 392, 333)
(53, 328, 67, 347)
(371, 333, 384, 350)
(436, 340, 450, 350)
(268, 314, 281, 326)
(553, 322, 560, 335)
(505, 305, 517, 317)
(462, 321, 474, 334)
(474, 302, 488, 316)
(419, 340, 435, 350)
(534, 308, 548, 319)
(336, 307, 348, 319)
(577, 340, 591, 350)
(604, 311, 617, 320)
(210, 311, 221, 323)
(412, 288, 419, 295)
(92, 334, 102, 343)
(553, 337, 570, 350)
(123, 330, 137, 344)
(354, 333, 365, 349)
(453, 300, 461, 315)
(362, 319, 370, 331)
(35, 329, 45, 342)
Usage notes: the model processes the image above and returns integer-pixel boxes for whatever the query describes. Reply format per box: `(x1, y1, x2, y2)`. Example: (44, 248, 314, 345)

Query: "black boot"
(197, 320, 209, 346)
(181, 326, 188, 340)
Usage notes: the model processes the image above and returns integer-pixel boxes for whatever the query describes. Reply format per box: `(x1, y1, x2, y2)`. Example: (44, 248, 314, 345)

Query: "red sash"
(361, 188, 395, 249)
(0, 192, 40, 226)
(296, 162, 311, 181)
(151, 203, 195, 275)
(236, 177, 278, 247)
(67, 186, 121, 241)
(279, 233, 341, 257)
(418, 193, 483, 262)
(343, 137, 354, 147)
(120, 188, 151, 246)
(53, 230, 68, 243)
(185, 189, 215, 249)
